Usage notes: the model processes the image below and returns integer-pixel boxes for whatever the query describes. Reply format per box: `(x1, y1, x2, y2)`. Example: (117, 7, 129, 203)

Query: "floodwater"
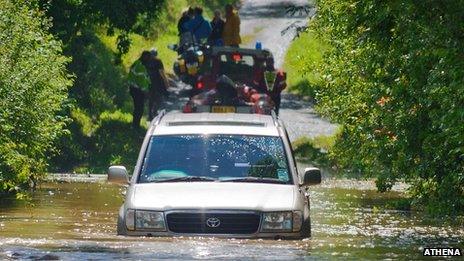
(1, 175, 463, 260)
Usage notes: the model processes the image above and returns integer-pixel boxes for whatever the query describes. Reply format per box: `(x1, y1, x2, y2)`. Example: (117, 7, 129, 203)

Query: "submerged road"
(165, 0, 337, 141)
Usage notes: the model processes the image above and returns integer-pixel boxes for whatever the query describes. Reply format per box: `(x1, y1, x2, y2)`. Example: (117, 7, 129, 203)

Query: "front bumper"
(118, 209, 309, 239)
(121, 230, 305, 239)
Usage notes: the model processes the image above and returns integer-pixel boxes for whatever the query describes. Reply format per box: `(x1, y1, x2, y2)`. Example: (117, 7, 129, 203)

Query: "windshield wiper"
(153, 176, 217, 183)
(220, 177, 288, 184)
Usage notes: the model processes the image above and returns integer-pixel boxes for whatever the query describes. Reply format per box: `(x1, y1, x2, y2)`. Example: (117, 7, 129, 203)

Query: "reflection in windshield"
(138, 135, 291, 184)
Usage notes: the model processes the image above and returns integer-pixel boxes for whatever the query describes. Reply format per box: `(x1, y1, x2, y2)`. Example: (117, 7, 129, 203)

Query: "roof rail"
(271, 110, 280, 127)
(151, 109, 167, 126)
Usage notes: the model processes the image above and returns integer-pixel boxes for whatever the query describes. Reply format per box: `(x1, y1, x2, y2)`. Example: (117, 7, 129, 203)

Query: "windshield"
(218, 54, 255, 83)
(138, 135, 292, 184)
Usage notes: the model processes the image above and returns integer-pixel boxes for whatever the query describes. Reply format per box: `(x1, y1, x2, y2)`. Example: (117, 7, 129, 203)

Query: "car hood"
(130, 182, 297, 211)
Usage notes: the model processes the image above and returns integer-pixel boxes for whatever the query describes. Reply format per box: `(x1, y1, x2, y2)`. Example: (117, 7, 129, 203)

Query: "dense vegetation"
(41, 0, 169, 173)
(1, 0, 236, 195)
(0, 0, 71, 194)
(290, 0, 464, 214)
(43, 0, 235, 173)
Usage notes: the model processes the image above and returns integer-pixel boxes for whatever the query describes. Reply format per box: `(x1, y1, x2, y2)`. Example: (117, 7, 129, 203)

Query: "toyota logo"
(206, 217, 221, 228)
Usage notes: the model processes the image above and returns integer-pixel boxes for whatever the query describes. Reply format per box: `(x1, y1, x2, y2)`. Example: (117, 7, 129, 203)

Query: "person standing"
(209, 10, 225, 46)
(184, 7, 212, 43)
(128, 51, 151, 128)
(146, 48, 169, 119)
(270, 71, 287, 115)
(177, 7, 194, 35)
(222, 4, 241, 47)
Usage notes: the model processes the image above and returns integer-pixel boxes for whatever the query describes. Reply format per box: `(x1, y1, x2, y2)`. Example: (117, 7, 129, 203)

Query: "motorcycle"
(168, 32, 210, 97)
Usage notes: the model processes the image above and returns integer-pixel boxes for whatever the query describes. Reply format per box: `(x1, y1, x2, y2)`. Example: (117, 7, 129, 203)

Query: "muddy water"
(1, 177, 462, 260)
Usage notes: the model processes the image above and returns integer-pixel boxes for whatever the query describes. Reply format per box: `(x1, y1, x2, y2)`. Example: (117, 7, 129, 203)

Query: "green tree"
(312, 0, 464, 214)
(34, 0, 166, 59)
(31, 1, 167, 173)
(0, 0, 72, 194)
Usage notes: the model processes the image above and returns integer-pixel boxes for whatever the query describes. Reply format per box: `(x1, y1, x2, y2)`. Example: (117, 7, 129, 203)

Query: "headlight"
(134, 210, 166, 231)
(261, 212, 293, 232)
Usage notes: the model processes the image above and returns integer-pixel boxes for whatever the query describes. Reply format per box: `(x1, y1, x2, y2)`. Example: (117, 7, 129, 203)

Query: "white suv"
(108, 111, 321, 239)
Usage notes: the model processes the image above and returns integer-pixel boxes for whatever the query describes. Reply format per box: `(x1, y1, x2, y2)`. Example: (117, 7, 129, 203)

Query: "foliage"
(292, 135, 336, 167)
(66, 32, 130, 115)
(50, 109, 145, 174)
(0, 0, 71, 194)
(50, 0, 236, 173)
(312, 0, 464, 214)
(284, 31, 327, 98)
(32, 0, 166, 59)
(92, 110, 146, 173)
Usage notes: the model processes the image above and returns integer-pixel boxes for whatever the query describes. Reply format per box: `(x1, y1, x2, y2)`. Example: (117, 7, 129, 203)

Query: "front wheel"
(300, 217, 311, 238)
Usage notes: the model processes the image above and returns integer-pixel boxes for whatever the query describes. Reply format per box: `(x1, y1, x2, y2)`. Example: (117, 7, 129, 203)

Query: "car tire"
(300, 217, 311, 238)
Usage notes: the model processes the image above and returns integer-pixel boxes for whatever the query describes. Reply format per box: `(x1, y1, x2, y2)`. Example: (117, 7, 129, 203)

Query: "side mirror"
(108, 166, 129, 185)
(167, 44, 178, 51)
(301, 167, 321, 186)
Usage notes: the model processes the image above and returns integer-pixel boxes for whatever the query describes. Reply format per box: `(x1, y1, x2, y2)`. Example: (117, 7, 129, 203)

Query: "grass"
(283, 30, 328, 98)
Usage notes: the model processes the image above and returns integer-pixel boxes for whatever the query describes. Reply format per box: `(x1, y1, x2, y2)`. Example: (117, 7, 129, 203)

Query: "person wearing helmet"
(128, 51, 151, 128)
(146, 48, 169, 119)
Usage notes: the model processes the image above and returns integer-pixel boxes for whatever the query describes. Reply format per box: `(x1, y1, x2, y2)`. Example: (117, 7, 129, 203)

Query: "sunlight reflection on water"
(0, 179, 462, 260)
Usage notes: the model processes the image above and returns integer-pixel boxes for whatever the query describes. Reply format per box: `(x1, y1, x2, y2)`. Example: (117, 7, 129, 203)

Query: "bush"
(292, 135, 336, 167)
(91, 110, 146, 173)
(48, 108, 94, 173)
(66, 32, 129, 116)
(0, 1, 71, 194)
(312, 0, 464, 214)
(51, 109, 146, 174)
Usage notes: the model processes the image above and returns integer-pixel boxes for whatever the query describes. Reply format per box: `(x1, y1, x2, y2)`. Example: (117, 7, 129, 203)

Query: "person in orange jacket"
(222, 4, 241, 47)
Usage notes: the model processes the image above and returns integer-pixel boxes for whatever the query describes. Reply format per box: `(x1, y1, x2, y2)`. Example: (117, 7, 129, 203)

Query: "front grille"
(166, 212, 260, 234)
